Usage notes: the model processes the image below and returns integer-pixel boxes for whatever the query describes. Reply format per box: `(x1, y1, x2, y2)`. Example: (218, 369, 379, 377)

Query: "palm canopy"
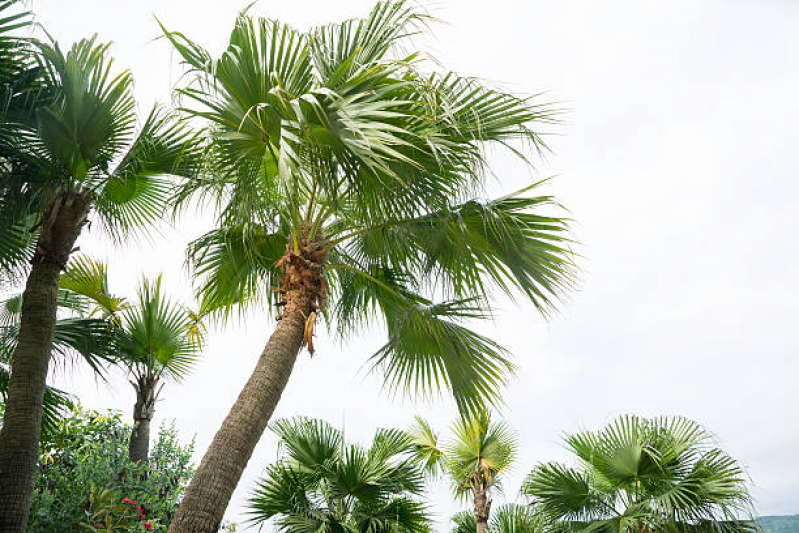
(452, 504, 545, 533)
(162, 0, 575, 415)
(444, 414, 517, 499)
(0, 29, 202, 282)
(58, 256, 204, 383)
(248, 416, 431, 533)
(523, 415, 757, 533)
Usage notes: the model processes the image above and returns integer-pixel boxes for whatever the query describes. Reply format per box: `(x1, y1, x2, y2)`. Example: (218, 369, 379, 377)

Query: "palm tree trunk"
(168, 306, 306, 533)
(474, 488, 491, 533)
(0, 188, 93, 532)
(129, 375, 161, 463)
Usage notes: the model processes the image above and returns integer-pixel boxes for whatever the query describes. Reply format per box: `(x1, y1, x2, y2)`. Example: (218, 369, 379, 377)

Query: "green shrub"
(28, 404, 194, 533)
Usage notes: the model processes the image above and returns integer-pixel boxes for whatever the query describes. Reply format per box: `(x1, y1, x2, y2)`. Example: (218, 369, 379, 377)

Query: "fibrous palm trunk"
(129, 375, 161, 463)
(0, 188, 93, 532)
(474, 487, 491, 533)
(169, 231, 327, 533)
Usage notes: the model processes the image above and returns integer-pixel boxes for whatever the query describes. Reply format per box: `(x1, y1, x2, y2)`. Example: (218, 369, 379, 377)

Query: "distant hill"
(759, 515, 799, 533)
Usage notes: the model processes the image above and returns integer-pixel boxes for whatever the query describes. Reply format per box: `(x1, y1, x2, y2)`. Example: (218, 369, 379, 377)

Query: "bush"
(28, 404, 194, 533)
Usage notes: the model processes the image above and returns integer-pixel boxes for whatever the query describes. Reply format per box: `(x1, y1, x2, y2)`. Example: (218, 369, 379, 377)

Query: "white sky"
(20, 0, 799, 530)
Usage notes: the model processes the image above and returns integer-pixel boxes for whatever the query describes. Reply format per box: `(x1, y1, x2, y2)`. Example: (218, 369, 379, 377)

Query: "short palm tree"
(57, 257, 204, 462)
(452, 504, 545, 533)
(115, 275, 204, 462)
(523, 415, 757, 533)
(0, 18, 202, 527)
(248, 417, 430, 533)
(411, 415, 518, 533)
(161, 2, 574, 530)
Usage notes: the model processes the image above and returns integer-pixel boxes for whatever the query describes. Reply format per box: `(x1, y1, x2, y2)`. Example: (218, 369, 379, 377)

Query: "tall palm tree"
(161, 2, 574, 530)
(523, 415, 758, 533)
(452, 504, 545, 533)
(412, 415, 518, 533)
(0, 19, 202, 527)
(248, 417, 430, 533)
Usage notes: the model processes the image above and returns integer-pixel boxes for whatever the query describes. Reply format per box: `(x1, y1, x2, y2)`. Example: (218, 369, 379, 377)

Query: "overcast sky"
(21, 0, 799, 530)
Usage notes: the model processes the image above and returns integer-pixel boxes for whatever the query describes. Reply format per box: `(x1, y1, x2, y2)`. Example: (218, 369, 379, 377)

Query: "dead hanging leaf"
(304, 311, 318, 355)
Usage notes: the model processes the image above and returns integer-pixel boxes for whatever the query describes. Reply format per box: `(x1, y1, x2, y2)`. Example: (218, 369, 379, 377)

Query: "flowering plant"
(76, 485, 158, 532)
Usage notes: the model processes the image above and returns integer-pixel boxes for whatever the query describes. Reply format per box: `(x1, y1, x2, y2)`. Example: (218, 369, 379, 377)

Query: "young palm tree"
(114, 275, 204, 462)
(412, 414, 518, 533)
(248, 417, 430, 533)
(162, 2, 574, 530)
(523, 415, 757, 533)
(452, 504, 545, 533)
(0, 22, 202, 527)
(56, 256, 203, 462)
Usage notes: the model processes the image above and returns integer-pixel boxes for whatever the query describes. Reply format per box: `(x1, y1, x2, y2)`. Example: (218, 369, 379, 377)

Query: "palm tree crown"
(248, 417, 431, 533)
(409, 414, 518, 533)
(163, 0, 575, 415)
(59, 257, 203, 461)
(523, 415, 757, 533)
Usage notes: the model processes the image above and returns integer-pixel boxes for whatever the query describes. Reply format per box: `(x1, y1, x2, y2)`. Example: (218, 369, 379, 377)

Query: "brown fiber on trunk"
(169, 230, 327, 533)
(129, 375, 161, 463)
(0, 188, 93, 532)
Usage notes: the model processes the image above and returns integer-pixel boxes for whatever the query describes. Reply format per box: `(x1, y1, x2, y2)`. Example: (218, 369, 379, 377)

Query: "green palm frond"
(407, 416, 443, 477)
(187, 224, 288, 317)
(59, 256, 126, 317)
(95, 105, 204, 239)
(249, 416, 431, 533)
(373, 297, 514, 415)
(446, 413, 518, 497)
(163, 0, 576, 417)
(452, 504, 546, 533)
(34, 36, 136, 181)
(117, 275, 202, 381)
(524, 416, 757, 533)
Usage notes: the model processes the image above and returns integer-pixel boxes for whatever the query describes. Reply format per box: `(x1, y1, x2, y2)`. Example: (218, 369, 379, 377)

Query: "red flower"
(140, 514, 146, 519)
(143, 523, 153, 531)
(122, 497, 132, 504)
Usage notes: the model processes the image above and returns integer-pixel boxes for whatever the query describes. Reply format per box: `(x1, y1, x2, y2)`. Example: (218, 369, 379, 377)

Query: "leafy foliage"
(0, 26, 203, 283)
(27, 405, 194, 533)
(451, 504, 545, 533)
(523, 415, 758, 533)
(161, 0, 575, 416)
(247, 417, 431, 533)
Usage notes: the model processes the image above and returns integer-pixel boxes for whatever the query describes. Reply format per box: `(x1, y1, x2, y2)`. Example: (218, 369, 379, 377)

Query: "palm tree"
(523, 415, 758, 533)
(0, 19, 202, 526)
(452, 504, 545, 533)
(248, 417, 430, 533)
(161, 2, 574, 529)
(412, 415, 518, 533)
(114, 274, 204, 462)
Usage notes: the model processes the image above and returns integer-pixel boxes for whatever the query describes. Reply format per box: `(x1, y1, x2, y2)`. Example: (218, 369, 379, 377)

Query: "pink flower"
(140, 514, 146, 519)
(143, 523, 153, 531)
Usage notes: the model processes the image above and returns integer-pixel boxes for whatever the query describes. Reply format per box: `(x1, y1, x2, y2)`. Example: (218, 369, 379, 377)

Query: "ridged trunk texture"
(169, 231, 327, 533)
(0, 188, 93, 532)
(129, 375, 161, 463)
(474, 487, 491, 533)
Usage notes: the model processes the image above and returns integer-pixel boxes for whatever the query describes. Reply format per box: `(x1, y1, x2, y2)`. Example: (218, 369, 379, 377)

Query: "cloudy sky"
(22, 0, 799, 529)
